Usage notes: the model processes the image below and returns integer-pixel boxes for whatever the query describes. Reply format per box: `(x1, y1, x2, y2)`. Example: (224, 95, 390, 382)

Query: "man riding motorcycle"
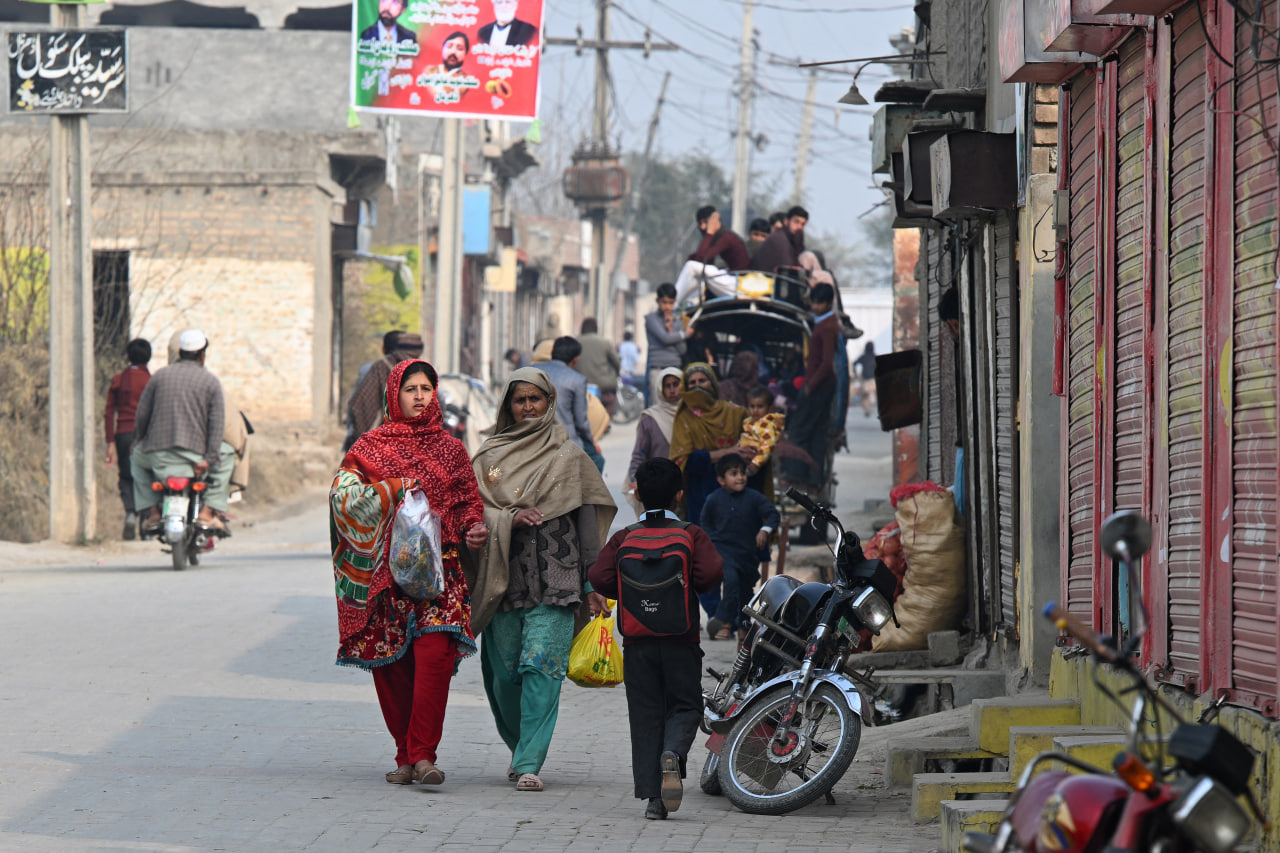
(131, 329, 235, 534)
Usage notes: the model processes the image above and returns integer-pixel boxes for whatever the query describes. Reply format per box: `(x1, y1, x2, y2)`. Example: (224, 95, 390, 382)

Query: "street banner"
(351, 0, 543, 120)
(6, 29, 127, 114)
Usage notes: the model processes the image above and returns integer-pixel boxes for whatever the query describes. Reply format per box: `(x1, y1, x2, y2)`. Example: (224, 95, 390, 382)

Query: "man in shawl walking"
(346, 332, 425, 449)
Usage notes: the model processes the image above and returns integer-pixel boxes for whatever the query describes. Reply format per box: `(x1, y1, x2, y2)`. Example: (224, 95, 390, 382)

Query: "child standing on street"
(701, 453, 780, 642)
(588, 458, 723, 820)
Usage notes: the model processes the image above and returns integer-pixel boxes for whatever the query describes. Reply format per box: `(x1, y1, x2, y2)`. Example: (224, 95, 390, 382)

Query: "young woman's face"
(661, 375, 683, 404)
(508, 382, 549, 421)
(398, 371, 435, 418)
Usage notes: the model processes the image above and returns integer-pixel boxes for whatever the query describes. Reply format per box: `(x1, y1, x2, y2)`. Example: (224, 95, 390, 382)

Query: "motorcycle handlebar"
(1043, 602, 1123, 666)
(785, 487, 823, 516)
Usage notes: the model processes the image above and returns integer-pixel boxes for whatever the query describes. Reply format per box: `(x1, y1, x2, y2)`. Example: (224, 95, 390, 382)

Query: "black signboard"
(6, 28, 127, 114)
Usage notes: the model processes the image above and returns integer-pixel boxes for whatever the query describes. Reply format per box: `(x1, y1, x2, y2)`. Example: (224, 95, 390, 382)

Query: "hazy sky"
(530, 0, 916, 236)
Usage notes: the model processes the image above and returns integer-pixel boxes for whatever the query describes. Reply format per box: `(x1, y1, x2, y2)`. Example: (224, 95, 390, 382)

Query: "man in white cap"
(130, 329, 235, 533)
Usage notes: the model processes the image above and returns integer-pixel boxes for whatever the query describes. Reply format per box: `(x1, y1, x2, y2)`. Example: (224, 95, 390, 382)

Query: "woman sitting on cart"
(668, 363, 750, 528)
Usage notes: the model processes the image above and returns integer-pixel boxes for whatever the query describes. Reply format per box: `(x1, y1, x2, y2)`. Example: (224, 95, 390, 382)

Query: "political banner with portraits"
(351, 0, 543, 120)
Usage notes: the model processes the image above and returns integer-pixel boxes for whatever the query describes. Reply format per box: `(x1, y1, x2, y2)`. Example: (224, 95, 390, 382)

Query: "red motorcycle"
(963, 511, 1267, 853)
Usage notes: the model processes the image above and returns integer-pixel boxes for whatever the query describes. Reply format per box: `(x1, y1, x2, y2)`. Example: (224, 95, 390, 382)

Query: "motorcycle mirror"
(1098, 511, 1152, 562)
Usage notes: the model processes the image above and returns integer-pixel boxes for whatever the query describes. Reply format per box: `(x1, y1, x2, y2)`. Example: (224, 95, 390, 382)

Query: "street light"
(798, 52, 942, 106)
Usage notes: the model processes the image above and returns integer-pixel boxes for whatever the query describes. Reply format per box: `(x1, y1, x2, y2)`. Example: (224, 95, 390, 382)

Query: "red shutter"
(1110, 35, 1151, 640)
(1157, 5, 1209, 686)
(1064, 69, 1099, 621)
(1229, 5, 1279, 711)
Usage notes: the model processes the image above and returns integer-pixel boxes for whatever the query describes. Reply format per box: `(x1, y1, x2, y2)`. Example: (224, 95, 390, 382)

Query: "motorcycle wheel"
(171, 542, 188, 571)
(716, 683, 861, 815)
(699, 752, 722, 796)
(188, 547, 200, 567)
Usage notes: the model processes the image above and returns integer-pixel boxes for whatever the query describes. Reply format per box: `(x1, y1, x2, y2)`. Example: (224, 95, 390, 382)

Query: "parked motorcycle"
(963, 511, 1266, 853)
(699, 487, 898, 814)
(143, 472, 230, 570)
(612, 374, 645, 425)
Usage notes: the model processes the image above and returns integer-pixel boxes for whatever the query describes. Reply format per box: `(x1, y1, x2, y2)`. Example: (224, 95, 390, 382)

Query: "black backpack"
(615, 517, 697, 638)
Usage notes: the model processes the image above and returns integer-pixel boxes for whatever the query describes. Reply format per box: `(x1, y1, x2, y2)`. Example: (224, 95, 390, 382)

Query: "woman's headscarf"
(332, 359, 484, 638)
(469, 367, 617, 632)
(717, 349, 760, 407)
(641, 366, 683, 443)
(668, 362, 747, 466)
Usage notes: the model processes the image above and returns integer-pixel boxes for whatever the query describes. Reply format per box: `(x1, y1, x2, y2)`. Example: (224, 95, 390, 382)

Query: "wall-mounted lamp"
(799, 52, 942, 107)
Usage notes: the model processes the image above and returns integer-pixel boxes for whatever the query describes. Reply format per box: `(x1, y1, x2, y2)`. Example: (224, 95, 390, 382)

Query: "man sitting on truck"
(672, 205, 749, 305)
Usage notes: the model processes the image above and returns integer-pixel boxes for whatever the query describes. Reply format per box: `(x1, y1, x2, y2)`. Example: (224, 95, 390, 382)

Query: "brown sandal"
(515, 772, 544, 791)
(714, 627, 733, 640)
(412, 760, 445, 785)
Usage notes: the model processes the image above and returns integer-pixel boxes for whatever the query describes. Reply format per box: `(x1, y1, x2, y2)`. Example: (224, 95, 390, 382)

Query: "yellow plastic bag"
(568, 603, 624, 688)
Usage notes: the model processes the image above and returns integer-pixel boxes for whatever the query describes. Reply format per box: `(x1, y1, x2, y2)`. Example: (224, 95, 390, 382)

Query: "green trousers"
(131, 442, 236, 512)
(480, 604, 576, 776)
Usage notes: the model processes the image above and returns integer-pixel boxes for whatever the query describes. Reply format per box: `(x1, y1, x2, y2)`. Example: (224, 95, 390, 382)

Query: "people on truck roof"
(673, 205, 749, 305)
(750, 205, 808, 274)
(747, 218, 770, 257)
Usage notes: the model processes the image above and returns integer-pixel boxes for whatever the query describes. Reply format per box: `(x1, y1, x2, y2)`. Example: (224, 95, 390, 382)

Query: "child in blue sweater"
(701, 453, 780, 641)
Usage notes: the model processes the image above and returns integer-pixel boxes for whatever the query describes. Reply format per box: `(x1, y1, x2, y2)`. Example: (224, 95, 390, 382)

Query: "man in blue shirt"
(537, 336, 605, 472)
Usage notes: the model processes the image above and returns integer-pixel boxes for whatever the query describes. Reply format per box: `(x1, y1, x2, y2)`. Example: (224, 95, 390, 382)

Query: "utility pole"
(548, 12, 675, 331)
(730, 0, 755, 233)
(609, 71, 670, 302)
(47, 1, 95, 543)
(793, 67, 818, 205)
(431, 118, 464, 374)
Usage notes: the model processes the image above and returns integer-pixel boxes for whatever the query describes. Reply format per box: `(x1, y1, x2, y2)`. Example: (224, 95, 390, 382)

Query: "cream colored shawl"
(469, 367, 617, 632)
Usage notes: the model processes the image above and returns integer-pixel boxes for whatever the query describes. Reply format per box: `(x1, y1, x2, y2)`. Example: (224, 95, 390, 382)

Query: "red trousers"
(371, 632, 455, 766)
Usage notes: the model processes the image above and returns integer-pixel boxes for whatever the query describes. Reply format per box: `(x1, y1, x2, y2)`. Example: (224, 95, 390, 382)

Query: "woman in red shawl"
(330, 359, 489, 787)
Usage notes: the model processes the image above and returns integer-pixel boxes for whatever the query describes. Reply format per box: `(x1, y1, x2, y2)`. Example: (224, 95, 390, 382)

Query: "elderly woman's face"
(686, 371, 713, 393)
(509, 381, 549, 420)
(661, 375, 683, 404)
(398, 371, 435, 418)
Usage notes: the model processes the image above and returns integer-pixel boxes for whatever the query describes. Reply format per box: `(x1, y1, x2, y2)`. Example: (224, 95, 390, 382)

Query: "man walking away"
(780, 283, 839, 487)
(104, 338, 152, 539)
(576, 317, 622, 416)
(345, 332, 424, 450)
(672, 206, 749, 305)
(538, 336, 605, 472)
(131, 330, 234, 533)
(344, 329, 402, 452)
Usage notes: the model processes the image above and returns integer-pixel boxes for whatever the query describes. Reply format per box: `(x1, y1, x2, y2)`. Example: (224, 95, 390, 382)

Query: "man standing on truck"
(780, 283, 839, 488)
(672, 205, 749, 305)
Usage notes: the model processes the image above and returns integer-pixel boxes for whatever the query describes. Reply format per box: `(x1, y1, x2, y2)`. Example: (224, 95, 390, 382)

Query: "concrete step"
(866, 668, 1008, 710)
(885, 735, 1001, 787)
(912, 771, 1015, 822)
(970, 694, 1080, 754)
(1008, 726, 1125, 779)
(1048, 732, 1132, 774)
(940, 799, 1009, 853)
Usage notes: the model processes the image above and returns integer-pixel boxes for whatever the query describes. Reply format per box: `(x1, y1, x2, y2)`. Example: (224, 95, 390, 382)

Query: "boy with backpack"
(588, 458, 723, 820)
(702, 453, 780, 642)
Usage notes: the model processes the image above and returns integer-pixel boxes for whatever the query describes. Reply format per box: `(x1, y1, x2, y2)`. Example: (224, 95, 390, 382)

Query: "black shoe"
(644, 798, 668, 820)
(123, 513, 137, 541)
(660, 751, 683, 813)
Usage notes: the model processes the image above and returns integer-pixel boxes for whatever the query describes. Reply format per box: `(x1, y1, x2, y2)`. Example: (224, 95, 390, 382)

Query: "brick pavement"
(0, 416, 943, 852)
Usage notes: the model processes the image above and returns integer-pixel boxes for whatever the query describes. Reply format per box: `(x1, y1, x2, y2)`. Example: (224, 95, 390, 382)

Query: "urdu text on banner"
(351, 0, 542, 120)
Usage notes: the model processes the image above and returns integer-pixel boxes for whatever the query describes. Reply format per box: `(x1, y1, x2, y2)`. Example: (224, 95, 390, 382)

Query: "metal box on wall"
(903, 129, 950, 205)
(998, 0, 1094, 83)
(1044, 0, 1146, 54)
(872, 105, 948, 174)
(930, 131, 1017, 217)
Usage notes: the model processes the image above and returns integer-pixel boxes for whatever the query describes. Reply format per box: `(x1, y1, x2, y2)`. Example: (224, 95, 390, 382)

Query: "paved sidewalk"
(0, 414, 945, 852)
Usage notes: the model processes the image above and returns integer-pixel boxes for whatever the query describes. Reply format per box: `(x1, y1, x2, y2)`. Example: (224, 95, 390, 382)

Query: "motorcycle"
(699, 487, 899, 815)
(143, 471, 230, 571)
(612, 374, 645, 425)
(963, 511, 1266, 853)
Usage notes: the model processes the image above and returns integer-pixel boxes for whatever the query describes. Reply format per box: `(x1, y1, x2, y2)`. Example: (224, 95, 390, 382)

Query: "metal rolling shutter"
(992, 213, 1018, 634)
(1065, 70, 1099, 621)
(1111, 36, 1149, 528)
(1163, 4, 1208, 683)
(1229, 9, 1278, 707)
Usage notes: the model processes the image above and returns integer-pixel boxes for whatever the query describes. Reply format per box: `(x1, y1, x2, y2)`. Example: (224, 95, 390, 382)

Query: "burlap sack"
(871, 487, 965, 651)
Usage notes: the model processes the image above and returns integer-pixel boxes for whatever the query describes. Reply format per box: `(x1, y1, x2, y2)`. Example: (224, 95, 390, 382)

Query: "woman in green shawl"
(470, 367, 617, 792)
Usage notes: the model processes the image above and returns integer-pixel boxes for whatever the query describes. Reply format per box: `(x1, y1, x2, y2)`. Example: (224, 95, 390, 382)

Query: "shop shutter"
(1229, 9, 1279, 707)
(1065, 70, 1099, 620)
(1162, 4, 1208, 684)
(1111, 35, 1149, 528)
(992, 212, 1019, 634)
